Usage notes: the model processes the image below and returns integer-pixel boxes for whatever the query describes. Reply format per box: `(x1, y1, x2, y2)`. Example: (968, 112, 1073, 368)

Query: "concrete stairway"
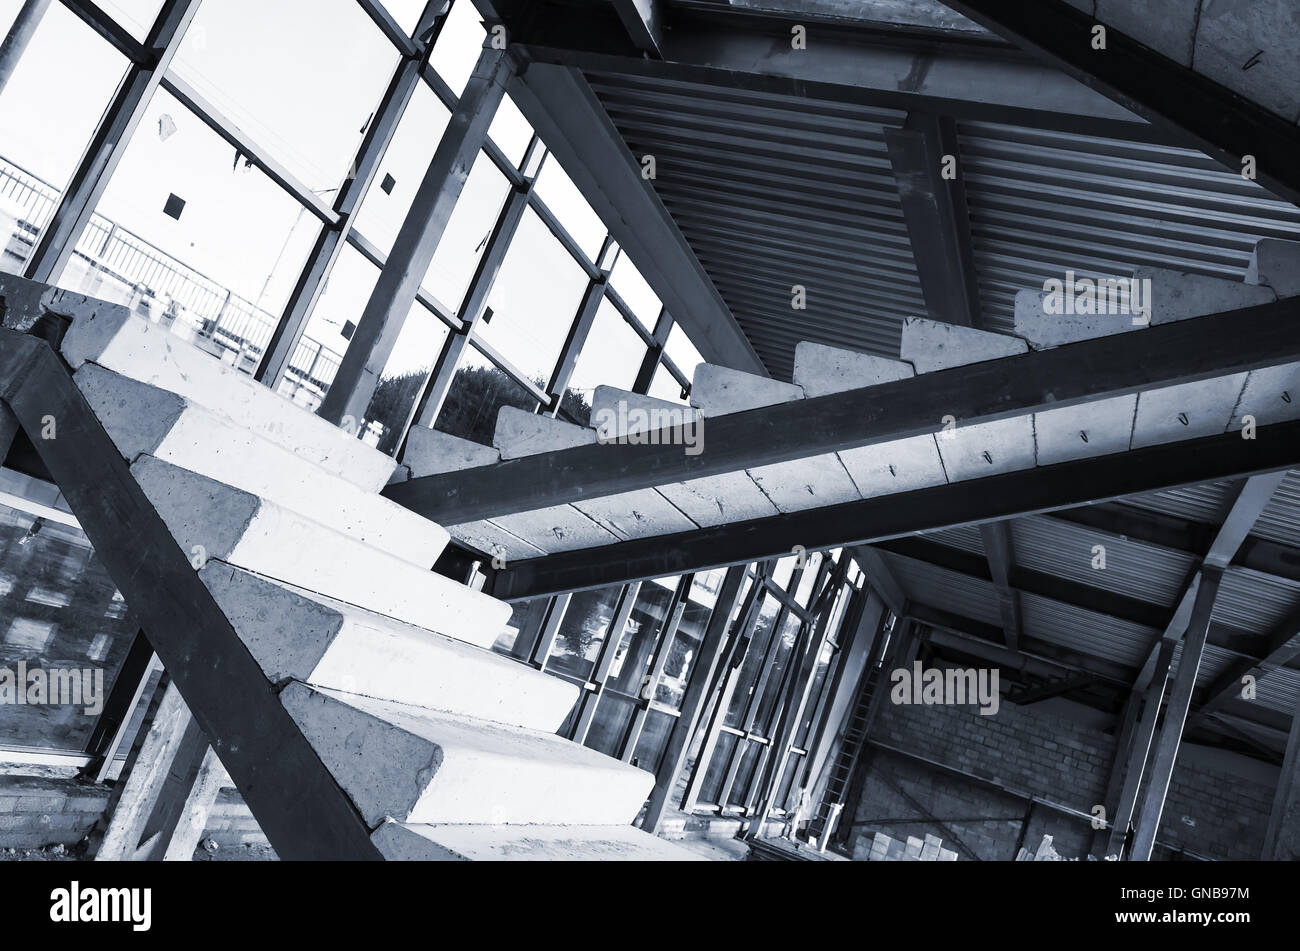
(57, 301, 700, 861)
(410, 238, 1300, 562)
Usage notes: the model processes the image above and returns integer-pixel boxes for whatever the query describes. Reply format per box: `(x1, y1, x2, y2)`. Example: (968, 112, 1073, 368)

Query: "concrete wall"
(851, 698, 1283, 861)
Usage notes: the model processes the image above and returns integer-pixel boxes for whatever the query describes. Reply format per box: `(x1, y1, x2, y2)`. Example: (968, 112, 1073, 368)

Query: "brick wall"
(850, 698, 1280, 861)
(0, 775, 271, 856)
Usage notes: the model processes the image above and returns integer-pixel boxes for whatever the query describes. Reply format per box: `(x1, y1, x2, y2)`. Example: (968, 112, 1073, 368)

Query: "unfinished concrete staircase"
(52, 298, 700, 861)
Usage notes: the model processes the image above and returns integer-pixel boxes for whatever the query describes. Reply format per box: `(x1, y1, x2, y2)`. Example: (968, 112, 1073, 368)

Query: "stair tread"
(60, 303, 396, 492)
(78, 364, 448, 568)
(283, 684, 654, 827)
(373, 820, 708, 861)
(133, 455, 508, 648)
(200, 562, 578, 733)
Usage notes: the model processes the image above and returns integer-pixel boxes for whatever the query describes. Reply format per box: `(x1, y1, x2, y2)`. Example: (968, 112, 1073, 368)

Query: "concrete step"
(792, 341, 914, 397)
(900, 316, 1028, 373)
(131, 454, 509, 647)
(372, 820, 707, 861)
(690, 363, 802, 415)
(493, 406, 595, 459)
(1247, 238, 1300, 298)
(281, 683, 656, 827)
(199, 562, 577, 731)
(59, 301, 397, 492)
(78, 364, 448, 568)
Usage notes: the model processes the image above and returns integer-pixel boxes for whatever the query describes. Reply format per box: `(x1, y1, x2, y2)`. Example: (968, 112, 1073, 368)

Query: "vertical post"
(318, 44, 513, 426)
(24, 0, 202, 284)
(1130, 567, 1224, 861)
(0, 0, 51, 96)
(631, 307, 671, 394)
(1091, 688, 1141, 857)
(1262, 689, 1300, 859)
(1106, 639, 1175, 857)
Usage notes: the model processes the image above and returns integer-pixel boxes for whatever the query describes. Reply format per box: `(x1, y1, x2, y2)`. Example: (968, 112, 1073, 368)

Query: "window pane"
(665, 323, 705, 382)
(0, 472, 138, 751)
(172, 0, 399, 193)
(533, 155, 606, 261)
(584, 693, 634, 758)
(352, 83, 451, 257)
(546, 586, 622, 683)
(610, 253, 661, 329)
(698, 730, 737, 805)
(793, 552, 825, 607)
(725, 593, 780, 729)
(476, 207, 589, 388)
(563, 299, 645, 425)
(97, 0, 165, 40)
(59, 90, 319, 377)
(488, 93, 533, 168)
(276, 244, 375, 410)
(434, 344, 538, 446)
(753, 613, 801, 733)
(422, 150, 509, 314)
(0, 2, 128, 274)
(430, 0, 484, 97)
(362, 302, 449, 453)
(648, 363, 687, 404)
(630, 708, 675, 773)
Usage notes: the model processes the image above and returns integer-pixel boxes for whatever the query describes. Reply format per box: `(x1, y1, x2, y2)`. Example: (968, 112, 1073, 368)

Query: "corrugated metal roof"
(957, 121, 1300, 335)
(1126, 481, 1242, 525)
(1011, 515, 1192, 610)
(1018, 592, 1157, 669)
(586, 71, 920, 379)
(1256, 666, 1300, 717)
(917, 523, 985, 555)
(1252, 469, 1300, 549)
(886, 551, 1003, 626)
(1212, 567, 1300, 634)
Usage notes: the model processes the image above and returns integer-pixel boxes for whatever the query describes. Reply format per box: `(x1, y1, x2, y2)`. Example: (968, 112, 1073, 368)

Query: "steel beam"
(938, 0, 1300, 207)
(387, 296, 1300, 524)
(1130, 567, 1224, 861)
(1262, 693, 1300, 860)
(979, 522, 1022, 651)
(318, 45, 513, 426)
(884, 112, 981, 328)
(485, 419, 1300, 600)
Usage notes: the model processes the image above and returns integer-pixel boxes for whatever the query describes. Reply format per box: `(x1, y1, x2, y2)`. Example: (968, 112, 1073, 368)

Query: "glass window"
(648, 364, 687, 404)
(277, 244, 376, 409)
(488, 94, 533, 168)
(0, 2, 128, 275)
(610, 252, 661, 330)
(546, 587, 622, 683)
(665, 323, 705, 383)
(434, 344, 538, 446)
(172, 0, 399, 194)
(629, 708, 675, 773)
(422, 150, 510, 314)
(793, 552, 825, 607)
(352, 83, 451, 257)
(564, 299, 645, 425)
(0, 472, 138, 751)
(533, 155, 606, 261)
(475, 207, 589, 388)
(60, 89, 319, 376)
(430, 0, 485, 97)
(362, 301, 449, 453)
(97, 0, 165, 40)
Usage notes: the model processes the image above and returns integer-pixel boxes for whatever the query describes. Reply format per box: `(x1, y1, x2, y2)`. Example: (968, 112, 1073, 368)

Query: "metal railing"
(0, 155, 344, 400)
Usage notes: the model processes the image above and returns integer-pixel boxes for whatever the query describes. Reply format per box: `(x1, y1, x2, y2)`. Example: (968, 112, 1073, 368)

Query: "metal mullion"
(405, 179, 531, 434)
(681, 566, 767, 813)
(319, 44, 513, 426)
(631, 307, 673, 394)
(59, 0, 147, 60)
(344, 231, 464, 331)
(158, 74, 340, 226)
(603, 285, 657, 347)
(257, 41, 434, 384)
(569, 582, 642, 745)
(25, 0, 201, 283)
(353, 0, 420, 56)
(545, 270, 610, 412)
(419, 61, 526, 187)
(620, 575, 692, 762)
(467, 336, 550, 404)
(528, 592, 571, 669)
(527, 189, 602, 279)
